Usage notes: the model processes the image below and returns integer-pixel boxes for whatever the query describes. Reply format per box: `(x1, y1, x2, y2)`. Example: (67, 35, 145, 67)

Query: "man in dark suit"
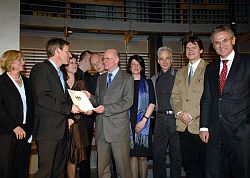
(75, 50, 96, 178)
(200, 25, 250, 178)
(86, 48, 134, 178)
(30, 38, 81, 178)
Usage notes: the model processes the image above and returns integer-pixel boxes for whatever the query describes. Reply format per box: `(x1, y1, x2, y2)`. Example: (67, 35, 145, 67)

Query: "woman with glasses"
(0, 50, 33, 178)
(126, 55, 155, 178)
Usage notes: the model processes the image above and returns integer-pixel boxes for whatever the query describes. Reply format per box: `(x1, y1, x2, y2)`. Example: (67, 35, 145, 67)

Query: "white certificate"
(67, 89, 94, 112)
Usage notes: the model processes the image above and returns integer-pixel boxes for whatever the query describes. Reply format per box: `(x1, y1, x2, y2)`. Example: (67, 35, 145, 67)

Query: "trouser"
(153, 114, 182, 178)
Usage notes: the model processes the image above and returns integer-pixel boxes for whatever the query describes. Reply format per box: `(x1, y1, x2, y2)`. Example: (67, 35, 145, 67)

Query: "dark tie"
(188, 65, 193, 85)
(107, 73, 112, 87)
(219, 60, 228, 94)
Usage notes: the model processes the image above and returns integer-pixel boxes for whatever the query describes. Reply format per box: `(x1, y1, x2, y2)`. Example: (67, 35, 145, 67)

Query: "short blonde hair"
(0, 50, 22, 72)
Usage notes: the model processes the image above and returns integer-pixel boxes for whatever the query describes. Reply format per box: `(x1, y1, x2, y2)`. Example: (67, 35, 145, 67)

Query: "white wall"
(0, 0, 20, 74)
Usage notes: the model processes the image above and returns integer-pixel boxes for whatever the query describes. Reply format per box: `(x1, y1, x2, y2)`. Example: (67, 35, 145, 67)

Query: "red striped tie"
(220, 60, 228, 94)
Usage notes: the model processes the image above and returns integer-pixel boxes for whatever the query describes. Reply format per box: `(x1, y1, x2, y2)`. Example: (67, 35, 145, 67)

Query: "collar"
(49, 59, 60, 72)
(220, 50, 235, 62)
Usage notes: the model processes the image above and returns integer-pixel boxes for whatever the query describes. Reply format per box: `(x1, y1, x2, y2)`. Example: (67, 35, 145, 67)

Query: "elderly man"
(86, 48, 134, 178)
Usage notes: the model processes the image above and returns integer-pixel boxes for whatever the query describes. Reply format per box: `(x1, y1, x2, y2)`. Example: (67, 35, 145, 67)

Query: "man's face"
(79, 53, 92, 70)
(158, 50, 173, 72)
(90, 54, 105, 73)
(103, 49, 119, 72)
(186, 42, 203, 63)
(58, 45, 71, 65)
(212, 31, 235, 59)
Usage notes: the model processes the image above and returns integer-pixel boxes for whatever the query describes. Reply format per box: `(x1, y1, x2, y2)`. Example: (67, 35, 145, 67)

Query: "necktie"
(58, 70, 65, 92)
(107, 73, 113, 87)
(219, 60, 228, 94)
(188, 65, 193, 85)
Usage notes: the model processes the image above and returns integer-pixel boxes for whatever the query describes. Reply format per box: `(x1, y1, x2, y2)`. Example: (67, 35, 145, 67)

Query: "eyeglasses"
(102, 56, 117, 61)
(158, 57, 172, 61)
(214, 37, 233, 46)
(15, 57, 25, 63)
(91, 60, 102, 67)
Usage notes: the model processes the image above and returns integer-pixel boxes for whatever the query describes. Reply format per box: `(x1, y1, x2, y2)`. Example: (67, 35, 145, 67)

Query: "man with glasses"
(151, 46, 182, 178)
(85, 48, 134, 178)
(200, 25, 250, 178)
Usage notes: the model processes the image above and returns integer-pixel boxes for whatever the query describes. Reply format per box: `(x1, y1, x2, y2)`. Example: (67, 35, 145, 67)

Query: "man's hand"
(199, 131, 209, 143)
(71, 104, 81, 114)
(13, 126, 26, 140)
(178, 111, 193, 125)
(93, 105, 105, 114)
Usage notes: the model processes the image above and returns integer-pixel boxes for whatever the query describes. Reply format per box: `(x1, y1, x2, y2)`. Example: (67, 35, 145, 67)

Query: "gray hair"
(157, 46, 173, 59)
(210, 25, 235, 44)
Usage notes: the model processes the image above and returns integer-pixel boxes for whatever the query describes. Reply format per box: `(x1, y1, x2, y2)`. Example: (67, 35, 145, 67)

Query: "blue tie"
(107, 73, 112, 87)
(58, 70, 65, 92)
(188, 65, 193, 85)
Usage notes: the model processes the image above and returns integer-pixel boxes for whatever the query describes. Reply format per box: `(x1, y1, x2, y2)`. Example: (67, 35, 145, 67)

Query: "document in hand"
(67, 89, 94, 112)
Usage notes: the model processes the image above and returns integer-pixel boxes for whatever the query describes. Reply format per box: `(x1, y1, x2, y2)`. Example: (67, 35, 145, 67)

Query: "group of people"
(0, 24, 249, 178)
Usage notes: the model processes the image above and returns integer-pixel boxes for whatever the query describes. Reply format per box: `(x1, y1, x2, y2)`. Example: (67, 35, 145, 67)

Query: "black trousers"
(206, 141, 250, 178)
(78, 117, 95, 178)
(153, 114, 182, 178)
(0, 134, 31, 178)
(179, 130, 206, 178)
(33, 137, 68, 178)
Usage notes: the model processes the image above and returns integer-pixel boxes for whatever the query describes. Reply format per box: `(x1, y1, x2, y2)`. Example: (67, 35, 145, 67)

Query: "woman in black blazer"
(0, 50, 33, 178)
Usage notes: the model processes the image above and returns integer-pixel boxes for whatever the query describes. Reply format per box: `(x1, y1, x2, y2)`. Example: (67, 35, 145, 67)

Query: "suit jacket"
(0, 72, 33, 138)
(172, 59, 208, 134)
(90, 69, 134, 142)
(30, 59, 72, 140)
(200, 53, 250, 144)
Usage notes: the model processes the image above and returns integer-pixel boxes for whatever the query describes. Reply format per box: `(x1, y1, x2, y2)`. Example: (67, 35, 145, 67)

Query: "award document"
(67, 89, 94, 112)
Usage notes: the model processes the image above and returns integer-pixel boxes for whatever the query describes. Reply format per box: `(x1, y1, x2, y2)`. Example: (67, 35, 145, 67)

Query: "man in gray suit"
(86, 48, 134, 178)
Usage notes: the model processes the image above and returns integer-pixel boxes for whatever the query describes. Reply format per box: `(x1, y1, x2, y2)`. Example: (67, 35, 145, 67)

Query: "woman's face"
(66, 57, 78, 74)
(130, 59, 142, 75)
(10, 54, 25, 72)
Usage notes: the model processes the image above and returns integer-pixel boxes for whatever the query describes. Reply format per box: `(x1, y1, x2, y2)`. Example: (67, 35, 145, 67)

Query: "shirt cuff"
(200, 127, 208, 131)
(176, 111, 182, 117)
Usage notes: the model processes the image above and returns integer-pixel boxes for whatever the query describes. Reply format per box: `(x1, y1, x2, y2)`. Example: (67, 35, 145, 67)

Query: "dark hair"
(60, 52, 78, 80)
(127, 54, 146, 78)
(79, 50, 92, 62)
(184, 36, 204, 57)
(46, 38, 69, 58)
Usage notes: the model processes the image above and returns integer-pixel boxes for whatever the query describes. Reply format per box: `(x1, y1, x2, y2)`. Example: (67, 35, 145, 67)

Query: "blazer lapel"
(211, 60, 220, 95)
(223, 54, 242, 94)
(107, 69, 122, 90)
(182, 66, 189, 86)
(45, 60, 65, 95)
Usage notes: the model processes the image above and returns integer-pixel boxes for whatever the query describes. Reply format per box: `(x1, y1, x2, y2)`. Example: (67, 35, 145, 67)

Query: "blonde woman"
(0, 50, 33, 178)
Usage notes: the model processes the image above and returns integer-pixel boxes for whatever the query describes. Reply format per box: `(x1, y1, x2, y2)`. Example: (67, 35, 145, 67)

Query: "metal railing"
(20, 0, 249, 25)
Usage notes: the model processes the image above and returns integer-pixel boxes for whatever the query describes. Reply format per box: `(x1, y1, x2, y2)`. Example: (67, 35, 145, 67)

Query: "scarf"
(130, 78, 150, 149)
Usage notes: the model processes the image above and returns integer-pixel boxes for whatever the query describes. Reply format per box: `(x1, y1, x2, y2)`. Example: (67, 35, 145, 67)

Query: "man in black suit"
(76, 50, 96, 178)
(200, 25, 250, 178)
(30, 38, 81, 178)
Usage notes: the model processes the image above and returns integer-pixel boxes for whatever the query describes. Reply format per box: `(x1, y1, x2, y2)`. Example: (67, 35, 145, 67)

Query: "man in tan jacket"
(172, 36, 207, 178)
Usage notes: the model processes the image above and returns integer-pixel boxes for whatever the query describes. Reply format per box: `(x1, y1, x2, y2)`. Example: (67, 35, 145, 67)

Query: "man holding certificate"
(84, 48, 134, 178)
